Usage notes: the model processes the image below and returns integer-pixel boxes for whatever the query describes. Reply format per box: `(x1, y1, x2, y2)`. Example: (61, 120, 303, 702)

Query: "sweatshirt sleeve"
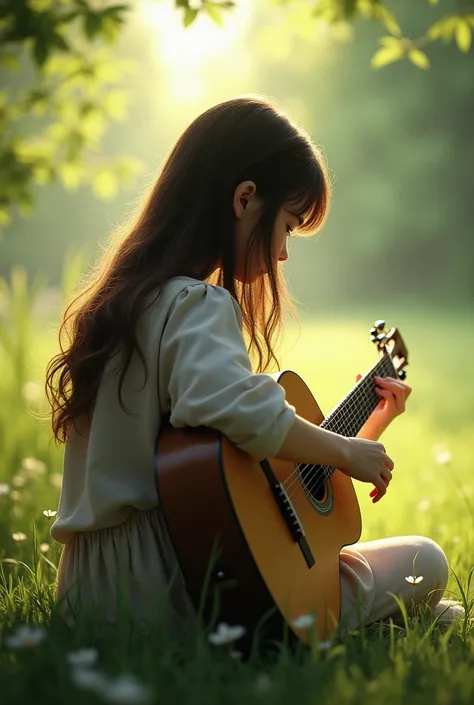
(158, 283, 296, 461)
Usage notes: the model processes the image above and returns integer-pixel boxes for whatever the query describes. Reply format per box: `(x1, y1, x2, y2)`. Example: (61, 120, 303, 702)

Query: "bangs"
(286, 156, 331, 237)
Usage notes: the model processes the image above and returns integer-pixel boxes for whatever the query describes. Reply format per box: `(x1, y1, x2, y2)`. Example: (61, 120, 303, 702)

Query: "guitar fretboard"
(320, 353, 397, 438)
(295, 353, 398, 484)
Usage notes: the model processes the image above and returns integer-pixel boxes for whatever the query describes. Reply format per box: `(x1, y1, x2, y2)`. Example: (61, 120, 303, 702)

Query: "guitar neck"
(320, 353, 397, 438)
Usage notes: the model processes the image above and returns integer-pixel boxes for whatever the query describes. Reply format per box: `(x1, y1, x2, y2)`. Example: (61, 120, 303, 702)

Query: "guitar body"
(155, 369, 362, 645)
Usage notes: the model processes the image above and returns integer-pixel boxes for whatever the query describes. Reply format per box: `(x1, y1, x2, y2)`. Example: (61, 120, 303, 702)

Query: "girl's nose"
(279, 242, 289, 262)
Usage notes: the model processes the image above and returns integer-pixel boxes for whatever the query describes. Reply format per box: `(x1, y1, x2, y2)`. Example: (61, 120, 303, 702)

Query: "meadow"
(1, 263, 473, 705)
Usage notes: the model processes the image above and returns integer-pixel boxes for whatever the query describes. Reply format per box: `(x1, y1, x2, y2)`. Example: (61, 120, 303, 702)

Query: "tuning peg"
(374, 319, 386, 332)
(398, 369, 407, 380)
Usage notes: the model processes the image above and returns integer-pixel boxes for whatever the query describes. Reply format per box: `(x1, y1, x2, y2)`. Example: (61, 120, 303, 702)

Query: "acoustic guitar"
(155, 320, 409, 647)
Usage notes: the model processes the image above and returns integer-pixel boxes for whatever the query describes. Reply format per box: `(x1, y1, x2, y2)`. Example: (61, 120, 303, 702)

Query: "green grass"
(1, 267, 474, 704)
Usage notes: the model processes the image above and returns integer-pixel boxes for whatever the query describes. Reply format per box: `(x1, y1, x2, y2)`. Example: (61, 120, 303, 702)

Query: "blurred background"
(1, 0, 473, 314)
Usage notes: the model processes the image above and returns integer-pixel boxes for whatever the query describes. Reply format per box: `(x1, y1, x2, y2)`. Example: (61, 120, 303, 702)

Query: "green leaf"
(205, 4, 224, 27)
(92, 169, 118, 199)
(183, 8, 198, 27)
(379, 36, 404, 49)
(427, 16, 458, 41)
(59, 162, 83, 189)
(84, 12, 101, 40)
(32, 165, 55, 185)
(455, 19, 472, 52)
(408, 49, 430, 69)
(49, 33, 69, 52)
(33, 39, 50, 67)
(375, 7, 402, 38)
(28, 0, 55, 11)
(102, 90, 129, 121)
(371, 45, 404, 69)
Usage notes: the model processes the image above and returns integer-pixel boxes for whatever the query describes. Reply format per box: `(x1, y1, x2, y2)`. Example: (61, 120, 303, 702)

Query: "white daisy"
(208, 622, 246, 645)
(292, 614, 316, 629)
(42, 509, 57, 519)
(102, 674, 152, 705)
(4, 624, 46, 649)
(405, 575, 424, 585)
(67, 647, 99, 668)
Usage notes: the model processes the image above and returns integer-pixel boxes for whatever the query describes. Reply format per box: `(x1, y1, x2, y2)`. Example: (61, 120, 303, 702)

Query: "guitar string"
(285, 386, 379, 500)
(280, 354, 397, 507)
(289, 402, 381, 517)
(281, 352, 395, 497)
(281, 350, 396, 497)
(288, 396, 378, 508)
(287, 363, 397, 513)
(282, 386, 377, 498)
(288, 365, 395, 508)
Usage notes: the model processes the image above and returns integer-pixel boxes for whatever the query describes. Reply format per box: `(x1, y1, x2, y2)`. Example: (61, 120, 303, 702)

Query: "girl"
(45, 95, 464, 635)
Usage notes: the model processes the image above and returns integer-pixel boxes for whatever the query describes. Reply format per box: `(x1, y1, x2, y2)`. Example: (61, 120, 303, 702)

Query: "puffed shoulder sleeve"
(158, 283, 296, 461)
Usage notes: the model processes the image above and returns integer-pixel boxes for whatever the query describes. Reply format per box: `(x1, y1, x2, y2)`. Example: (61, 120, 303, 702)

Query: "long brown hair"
(45, 95, 331, 444)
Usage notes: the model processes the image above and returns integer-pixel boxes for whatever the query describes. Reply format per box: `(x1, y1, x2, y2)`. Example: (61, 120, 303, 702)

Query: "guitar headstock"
(370, 320, 409, 380)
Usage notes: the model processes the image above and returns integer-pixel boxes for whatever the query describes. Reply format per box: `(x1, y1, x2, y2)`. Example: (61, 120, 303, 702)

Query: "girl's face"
(232, 181, 302, 283)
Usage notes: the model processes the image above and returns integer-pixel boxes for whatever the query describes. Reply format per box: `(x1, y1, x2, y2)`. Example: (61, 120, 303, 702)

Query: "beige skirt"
(55, 507, 465, 630)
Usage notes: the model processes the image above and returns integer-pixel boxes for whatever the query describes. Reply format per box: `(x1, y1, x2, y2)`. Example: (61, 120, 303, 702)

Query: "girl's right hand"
(340, 437, 394, 503)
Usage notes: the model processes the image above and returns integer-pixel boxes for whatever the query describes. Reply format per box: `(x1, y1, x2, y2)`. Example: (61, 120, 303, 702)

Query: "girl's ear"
(233, 180, 258, 219)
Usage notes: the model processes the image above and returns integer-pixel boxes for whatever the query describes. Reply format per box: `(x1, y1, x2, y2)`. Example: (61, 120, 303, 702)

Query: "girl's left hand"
(356, 373, 412, 441)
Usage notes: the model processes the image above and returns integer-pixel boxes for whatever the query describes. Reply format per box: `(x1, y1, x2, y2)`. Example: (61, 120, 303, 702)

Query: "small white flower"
(208, 622, 246, 645)
(102, 674, 152, 705)
(292, 614, 316, 629)
(22, 381, 42, 402)
(417, 499, 431, 512)
(43, 509, 57, 519)
(0, 483, 10, 496)
(432, 444, 451, 466)
(405, 575, 424, 585)
(21, 457, 46, 477)
(4, 624, 46, 649)
(10, 490, 21, 502)
(12, 532, 27, 542)
(452, 536, 460, 544)
(71, 667, 107, 693)
(416, 499, 431, 512)
(188, 0, 203, 10)
(254, 673, 272, 694)
(67, 647, 99, 668)
(12, 474, 26, 488)
(40, 543, 50, 553)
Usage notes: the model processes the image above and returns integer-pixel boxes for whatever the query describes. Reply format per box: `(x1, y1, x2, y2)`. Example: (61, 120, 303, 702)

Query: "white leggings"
(339, 535, 465, 629)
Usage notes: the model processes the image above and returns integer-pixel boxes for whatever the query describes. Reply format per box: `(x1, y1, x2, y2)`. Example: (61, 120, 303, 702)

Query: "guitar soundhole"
(298, 464, 332, 510)
(305, 467, 326, 502)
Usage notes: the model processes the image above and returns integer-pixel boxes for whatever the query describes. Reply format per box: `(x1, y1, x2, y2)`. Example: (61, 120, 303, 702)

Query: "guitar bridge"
(260, 460, 315, 568)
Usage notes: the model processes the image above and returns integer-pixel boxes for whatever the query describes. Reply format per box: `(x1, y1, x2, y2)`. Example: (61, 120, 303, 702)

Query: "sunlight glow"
(140, 0, 250, 102)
